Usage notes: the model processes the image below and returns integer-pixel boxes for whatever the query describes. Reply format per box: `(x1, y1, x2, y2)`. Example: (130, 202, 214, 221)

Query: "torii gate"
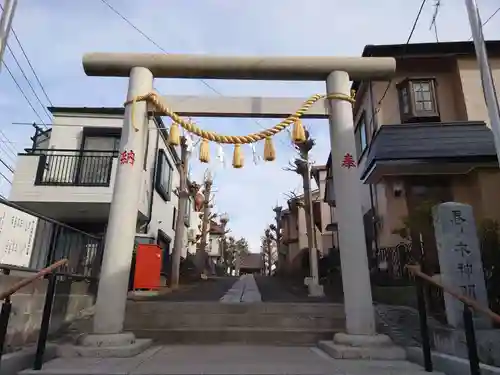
(79, 53, 398, 357)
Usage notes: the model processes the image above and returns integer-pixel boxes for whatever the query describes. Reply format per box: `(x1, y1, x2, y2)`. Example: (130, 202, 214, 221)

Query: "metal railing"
(407, 265, 500, 375)
(372, 243, 415, 286)
(0, 198, 104, 278)
(29, 149, 118, 187)
(0, 259, 68, 371)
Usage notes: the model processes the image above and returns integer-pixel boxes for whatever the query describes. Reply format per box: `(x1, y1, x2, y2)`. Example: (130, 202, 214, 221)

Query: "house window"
(354, 112, 368, 158)
(397, 79, 440, 122)
(155, 149, 173, 201)
(80, 133, 120, 186)
(184, 198, 191, 227)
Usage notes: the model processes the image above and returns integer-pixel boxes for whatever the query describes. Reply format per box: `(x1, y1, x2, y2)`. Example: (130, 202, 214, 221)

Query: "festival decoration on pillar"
(125, 91, 356, 169)
(341, 153, 356, 169)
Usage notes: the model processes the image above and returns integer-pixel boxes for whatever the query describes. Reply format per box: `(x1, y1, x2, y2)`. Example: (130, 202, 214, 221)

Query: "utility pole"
(293, 131, 324, 297)
(0, 0, 17, 73)
(465, 0, 500, 163)
(170, 137, 189, 288)
(196, 172, 212, 276)
(219, 213, 229, 275)
(264, 228, 272, 276)
(271, 205, 282, 274)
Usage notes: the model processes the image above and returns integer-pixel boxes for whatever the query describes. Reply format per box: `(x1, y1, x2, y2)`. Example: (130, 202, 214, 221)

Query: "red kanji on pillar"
(120, 151, 128, 165)
(119, 150, 136, 165)
(341, 153, 356, 169)
(127, 150, 135, 165)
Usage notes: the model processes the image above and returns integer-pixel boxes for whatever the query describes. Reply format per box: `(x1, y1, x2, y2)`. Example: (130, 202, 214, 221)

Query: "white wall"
(10, 110, 201, 259)
(10, 155, 117, 204)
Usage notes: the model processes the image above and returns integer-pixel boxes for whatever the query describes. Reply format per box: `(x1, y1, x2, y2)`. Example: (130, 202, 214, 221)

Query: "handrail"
(0, 259, 68, 300)
(407, 264, 500, 324)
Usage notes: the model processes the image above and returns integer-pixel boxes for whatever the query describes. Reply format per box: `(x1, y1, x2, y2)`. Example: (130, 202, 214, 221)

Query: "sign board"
(0, 204, 39, 268)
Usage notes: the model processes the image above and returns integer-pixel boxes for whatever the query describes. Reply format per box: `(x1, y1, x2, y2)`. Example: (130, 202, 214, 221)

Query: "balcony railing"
(33, 149, 118, 187)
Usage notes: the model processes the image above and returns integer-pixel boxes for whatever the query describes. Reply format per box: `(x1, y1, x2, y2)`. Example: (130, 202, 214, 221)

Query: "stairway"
(124, 301, 345, 345)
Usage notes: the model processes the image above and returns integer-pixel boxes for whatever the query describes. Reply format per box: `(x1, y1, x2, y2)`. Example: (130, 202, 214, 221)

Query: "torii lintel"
(82, 53, 396, 81)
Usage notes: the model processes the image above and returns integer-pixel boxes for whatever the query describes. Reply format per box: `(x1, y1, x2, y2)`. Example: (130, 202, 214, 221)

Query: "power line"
(0, 2, 52, 120)
(0, 129, 17, 154)
(377, 0, 428, 106)
(5, 44, 52, 120)
(468, 5, 500, 40)
(2, 61, 47, 127)
(481, 5, 500, 27)
(430, 0, 441, 42)
(0, 155, 13, 173)
(98, 0, 294, 150)
(0, 166, 12, 185)
(9, 27, 53, 106)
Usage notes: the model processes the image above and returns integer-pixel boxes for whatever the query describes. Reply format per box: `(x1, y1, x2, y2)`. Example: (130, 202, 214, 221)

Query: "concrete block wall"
(0, 274, 94, 350)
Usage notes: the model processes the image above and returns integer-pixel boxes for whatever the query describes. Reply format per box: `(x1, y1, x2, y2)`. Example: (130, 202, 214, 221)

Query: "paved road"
(254, 276, 336, 303)
(27, 345, 433, 375)
(143, 277, 238, 301)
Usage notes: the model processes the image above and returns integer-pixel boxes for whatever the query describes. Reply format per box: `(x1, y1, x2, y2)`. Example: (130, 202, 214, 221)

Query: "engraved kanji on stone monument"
(432, 202, 490, 328)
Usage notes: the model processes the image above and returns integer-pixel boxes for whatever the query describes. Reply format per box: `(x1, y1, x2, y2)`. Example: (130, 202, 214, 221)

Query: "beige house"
(279, 170, 338, 274)
(325, 40, 500, 273)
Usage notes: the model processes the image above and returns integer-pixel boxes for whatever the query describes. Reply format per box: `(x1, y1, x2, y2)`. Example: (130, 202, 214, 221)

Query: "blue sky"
(1, 0, 499, 252)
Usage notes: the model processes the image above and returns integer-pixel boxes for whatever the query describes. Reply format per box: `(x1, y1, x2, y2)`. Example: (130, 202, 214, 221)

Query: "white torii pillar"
(78, 53, 403, 359)
(77, 67, 154, 356)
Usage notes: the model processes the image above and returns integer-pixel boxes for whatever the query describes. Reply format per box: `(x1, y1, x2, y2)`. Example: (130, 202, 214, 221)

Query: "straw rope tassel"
(232, 144, 244, 168)
(168, 122, 181, 146)
(199, 139, 210, 163)
(263, 137, 276, 162)
(292, 119, 306, 143)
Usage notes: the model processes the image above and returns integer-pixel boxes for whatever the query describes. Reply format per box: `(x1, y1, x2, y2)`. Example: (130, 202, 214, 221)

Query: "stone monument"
(433, 202, 490, 328)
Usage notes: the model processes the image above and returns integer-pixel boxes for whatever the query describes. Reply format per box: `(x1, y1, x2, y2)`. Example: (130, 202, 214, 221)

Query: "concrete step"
(124, 302, 345, 345)
(125, 312, 344, 329)
(125, 301, 345, 315)
(130, 327, 339, 345)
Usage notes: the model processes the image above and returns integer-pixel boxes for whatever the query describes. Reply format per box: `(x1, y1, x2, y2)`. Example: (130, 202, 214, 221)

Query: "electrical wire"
(0, 169, 12, 185)
(2, 61, 47, 127)
(5, 44, 52, 120)
(468, 5, 500, 41)
(98, 0, 295, 151)
(0, 3, 53, 130)
(354, 0, 429, 143)
(377, 0, 428, 106)
(0, 129, 17, 158)
(430, 0, 441, 42)
(8, 27, 53, 106)
(0, 156, 13, 173)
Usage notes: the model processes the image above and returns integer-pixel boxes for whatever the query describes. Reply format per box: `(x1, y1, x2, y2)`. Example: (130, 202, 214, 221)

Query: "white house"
(9, 107, 201, 279)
